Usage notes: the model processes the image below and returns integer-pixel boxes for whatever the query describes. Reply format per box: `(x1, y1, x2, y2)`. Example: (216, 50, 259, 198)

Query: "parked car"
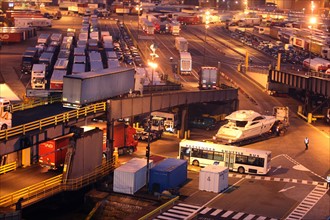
(188, 117, 217, 130)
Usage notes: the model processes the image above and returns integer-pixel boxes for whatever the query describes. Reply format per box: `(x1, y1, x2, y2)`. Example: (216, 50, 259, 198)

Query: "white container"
(113, 158, 153, 195)
(199, 165, 228, 193)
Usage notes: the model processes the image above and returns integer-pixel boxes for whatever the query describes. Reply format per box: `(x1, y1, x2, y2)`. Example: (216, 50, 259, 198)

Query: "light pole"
(136, 1, 142, 37)
(308, 1, 317, 75)
(148, 61, 158, 86)
(203, 10, 210, 66)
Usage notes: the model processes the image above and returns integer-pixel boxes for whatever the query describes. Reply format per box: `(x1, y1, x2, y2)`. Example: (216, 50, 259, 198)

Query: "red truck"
(38, 134, 72, 170)
(83, 121, 138, 157)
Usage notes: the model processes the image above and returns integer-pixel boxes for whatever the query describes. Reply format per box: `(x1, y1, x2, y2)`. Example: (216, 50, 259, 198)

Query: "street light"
(136, 1, 142, 36)
(203, 10, 210, 65)
(148, 61, 158, 86)
(308, 13, 317, 74)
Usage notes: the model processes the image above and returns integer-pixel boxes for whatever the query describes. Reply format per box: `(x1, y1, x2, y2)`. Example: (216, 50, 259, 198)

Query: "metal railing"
(138, 196, 180, 220)
(0, 175, 63, 208)
(0, 102, 107, 141)
(0, 159, 115, 208)
(0, 161, 17, 174)
(11, 95, 62, 113)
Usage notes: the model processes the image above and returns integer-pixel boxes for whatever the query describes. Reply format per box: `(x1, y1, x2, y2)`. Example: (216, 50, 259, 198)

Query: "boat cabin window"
(252, 116, 265, 121)
(250, 121, 260, 126)
(236, 121, 247, 127)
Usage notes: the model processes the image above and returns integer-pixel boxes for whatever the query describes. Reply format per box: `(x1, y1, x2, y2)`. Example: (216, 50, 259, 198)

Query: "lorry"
(21, 48, 38, 74)
(37, 33, 51, 45)
(62, 67, 135, 108)
(238, 18, 261, 27)
(150, 111, 179, 133)
(14, 18, 52, 28)
(179, 52, 192, 75)
(199, 66, 218, 90)
(50, 70, 67, 90)
(39, 52, 55, 74)
(38, 134, 72, 170)
(31, 64, 47, 90)
(175, 37, 188, 52)
(0, 98, 12, 130)
(169, 22, 180, 35)
(303, 58, 328, 72)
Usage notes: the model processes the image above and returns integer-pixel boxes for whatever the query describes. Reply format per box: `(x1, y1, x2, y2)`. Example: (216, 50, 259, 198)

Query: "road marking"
(279, 186, 296, 193)
(285, 185, 329, 220)
(272, 165, 282, 173)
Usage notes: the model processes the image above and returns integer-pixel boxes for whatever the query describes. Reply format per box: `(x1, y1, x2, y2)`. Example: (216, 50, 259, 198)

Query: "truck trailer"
(175, 37, 188, 52)
(62, 67, 135, 108)
(39, 134, 72, 170)
(179, 52, 192, 75)
(199, 66, 218, 90)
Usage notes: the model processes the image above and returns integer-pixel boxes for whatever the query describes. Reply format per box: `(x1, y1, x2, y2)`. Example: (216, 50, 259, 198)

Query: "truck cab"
(31, 64, 47, 89)
(0, 98, 12, 130)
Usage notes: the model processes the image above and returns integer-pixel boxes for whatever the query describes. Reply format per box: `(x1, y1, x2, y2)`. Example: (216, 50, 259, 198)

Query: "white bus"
(179, 139, 271, 175)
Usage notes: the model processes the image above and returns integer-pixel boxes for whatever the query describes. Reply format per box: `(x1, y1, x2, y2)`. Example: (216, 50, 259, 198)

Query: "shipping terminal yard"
(0, 0, 329, 219)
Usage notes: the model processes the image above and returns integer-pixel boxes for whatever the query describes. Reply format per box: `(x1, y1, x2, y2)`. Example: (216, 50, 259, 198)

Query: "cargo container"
(106, 51, 118, 60)
(58, 50, 70, 60)
(113, 158, 152, 195)
(179, 51, 192, 75)
(199, 165, 228, 193)
(89, 51, 102, 62)
(90, 61, 103, 72)
(50, 70, 67, 90)
(14, 18, 52, 28)
(88, 38, 99, 51)
(74, 55, 86, 64)
(107, 59, 120, 68)
(62, 67, 135, 108)
(39, 134, 72, 170)
(54, 59, 69, 70)
(37, 33, 50, 45)
(39, 52, 54, 74)
(72, 63, 86, 74)
(149, 158, 187, 193)
(175, 37, 188, 52)
(50, 33, 63, 43)
(199, 66, 218, 90)
(74, 47, 85, 56)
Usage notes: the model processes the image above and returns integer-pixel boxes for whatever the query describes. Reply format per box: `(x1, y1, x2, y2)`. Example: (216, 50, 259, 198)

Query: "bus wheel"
(238, 167, 245, 174)
(192, 160, 199, 166)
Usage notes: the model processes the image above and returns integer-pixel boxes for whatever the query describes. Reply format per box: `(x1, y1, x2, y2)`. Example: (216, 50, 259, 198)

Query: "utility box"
(113, 158, 153, 195)
(199, 165, 228, 193)
(149, 158, 187, 193)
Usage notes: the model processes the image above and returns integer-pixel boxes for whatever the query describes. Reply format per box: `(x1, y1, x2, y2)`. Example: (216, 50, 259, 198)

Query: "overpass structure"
(0, 88, 238, 211)
(269, 70, 330, 117)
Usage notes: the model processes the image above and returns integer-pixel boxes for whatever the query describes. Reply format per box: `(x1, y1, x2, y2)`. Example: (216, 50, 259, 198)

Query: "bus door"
(225, 153, 235, 169)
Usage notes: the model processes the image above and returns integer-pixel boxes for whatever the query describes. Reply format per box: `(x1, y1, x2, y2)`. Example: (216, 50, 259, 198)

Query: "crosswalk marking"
(156, 203, 278, 220)
(285, 185, 328, 220)
(244, 214, 256, 220)
(210, 209, 222, 216)
(200, 207, 211, 214)
(221, 210, 233, 217)
(232, 212, 245, 219)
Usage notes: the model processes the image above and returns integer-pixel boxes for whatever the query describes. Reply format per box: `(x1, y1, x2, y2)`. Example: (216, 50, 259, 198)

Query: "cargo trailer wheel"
(192, 160, 199, 166)
(238, 166, 245, 174)
(128, 148, 134, 155)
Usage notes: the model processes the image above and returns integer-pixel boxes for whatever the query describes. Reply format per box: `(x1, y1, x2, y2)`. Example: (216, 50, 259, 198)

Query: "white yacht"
(213, 110, 277, 144)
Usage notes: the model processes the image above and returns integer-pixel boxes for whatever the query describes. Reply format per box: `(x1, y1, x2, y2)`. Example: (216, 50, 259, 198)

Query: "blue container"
(149, 158, 187, 193)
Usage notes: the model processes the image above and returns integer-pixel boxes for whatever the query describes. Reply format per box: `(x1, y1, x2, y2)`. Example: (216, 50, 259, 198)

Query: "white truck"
(175, 37, 188, 52)
(14, 18, 52, 28)
(199, 66, 218, 90)
(179, 52, 192, 75)
(150, 111, 179, 133)
(31, 64, 47, 90)
(0, 98, 12, 130)
(238, 18, 261, 27)
(169, 22, 180, 35)
(303, 58, 328, 72)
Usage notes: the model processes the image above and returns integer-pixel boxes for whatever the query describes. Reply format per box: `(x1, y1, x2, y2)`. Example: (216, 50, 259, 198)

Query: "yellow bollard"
(177, 130, 180, 139)
(114, 147, 119, 165)
(187, 130, 190, 139)
(298, 105, 303, 114)
(184, 131, 187, 139)
(307, 113, 313, 124)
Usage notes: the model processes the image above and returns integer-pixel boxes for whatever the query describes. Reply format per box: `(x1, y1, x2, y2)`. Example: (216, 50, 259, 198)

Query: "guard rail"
(0, 102, 106, 141)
